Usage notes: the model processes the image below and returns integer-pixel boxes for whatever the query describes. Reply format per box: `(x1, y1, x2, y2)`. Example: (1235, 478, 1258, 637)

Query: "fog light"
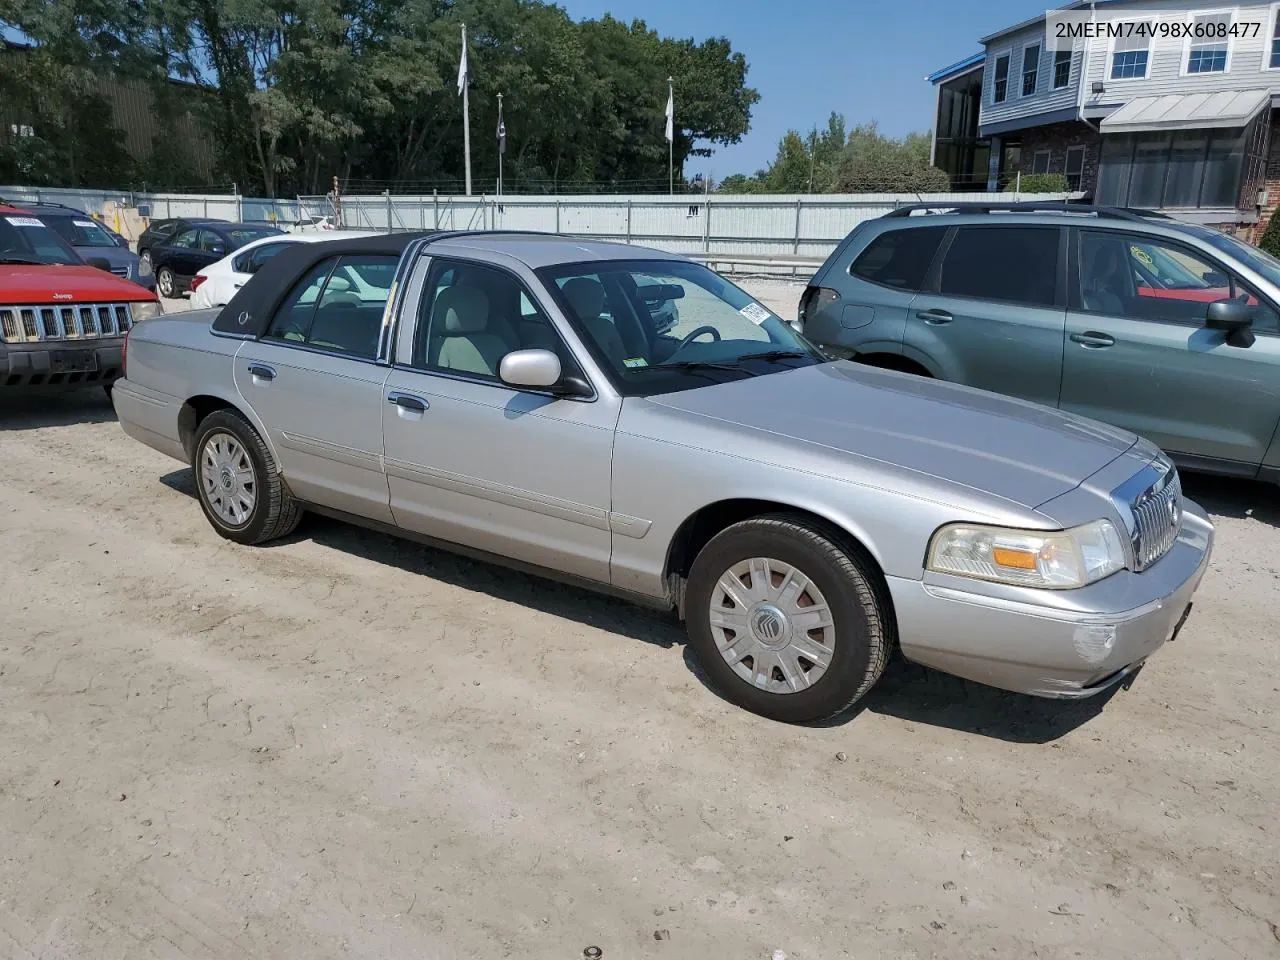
(1073, 624, 1117, 664)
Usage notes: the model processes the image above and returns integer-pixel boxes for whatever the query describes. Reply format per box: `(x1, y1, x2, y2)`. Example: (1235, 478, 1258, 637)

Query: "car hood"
(644, 361, 1139, 509)
(0, 263, 156, 303)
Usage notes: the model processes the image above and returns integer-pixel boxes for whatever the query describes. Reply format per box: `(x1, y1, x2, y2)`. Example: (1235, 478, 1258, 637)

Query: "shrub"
(1018, 172, 1071, 193)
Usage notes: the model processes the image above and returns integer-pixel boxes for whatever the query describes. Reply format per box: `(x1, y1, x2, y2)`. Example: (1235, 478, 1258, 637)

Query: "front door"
(382, 256, 618, 584)
(1061, 228, 1280, 472)
(234, 252, 400, 520)
(905, 224, 1067, 408)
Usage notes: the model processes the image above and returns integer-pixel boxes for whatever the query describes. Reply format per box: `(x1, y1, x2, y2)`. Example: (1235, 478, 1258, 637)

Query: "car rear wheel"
(156, 266, 175, 298)
(192, 410, 302, 545)
(685, 515, 892, 723)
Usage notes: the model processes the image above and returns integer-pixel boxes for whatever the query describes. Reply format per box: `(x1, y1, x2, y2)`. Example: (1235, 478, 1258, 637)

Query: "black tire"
(191, 409, 302, 545)
(156, 266, 175, 298)
(685, 515, 892, 724)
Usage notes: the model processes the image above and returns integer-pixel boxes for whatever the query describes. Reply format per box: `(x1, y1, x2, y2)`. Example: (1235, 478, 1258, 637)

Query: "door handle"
(387, 391, 429, 413)
(247, 363, 275, 381)
(1070, 332, 1116, 349)
(916, 309, 953, 325)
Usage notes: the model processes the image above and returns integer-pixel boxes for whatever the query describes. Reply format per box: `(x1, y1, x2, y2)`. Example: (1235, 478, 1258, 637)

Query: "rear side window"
(263, 254, 397, 360)
(939, 226, 1060, 307)
(850, 226, 947, 291)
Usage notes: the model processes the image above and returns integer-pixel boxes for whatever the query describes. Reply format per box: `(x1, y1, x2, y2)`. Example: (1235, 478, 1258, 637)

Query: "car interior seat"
(561, 277, 627, 367)
(1082, 241, 1128, 315)
(429, 285, 515, 377)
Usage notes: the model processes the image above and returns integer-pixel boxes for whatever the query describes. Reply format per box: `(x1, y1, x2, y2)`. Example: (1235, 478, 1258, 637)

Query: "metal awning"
(1099, 89, 1270, 134)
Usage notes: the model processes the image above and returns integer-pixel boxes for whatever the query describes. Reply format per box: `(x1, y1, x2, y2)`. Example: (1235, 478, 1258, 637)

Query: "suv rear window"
(851, 226, 947, 291)
(938, 226, 1060, 307)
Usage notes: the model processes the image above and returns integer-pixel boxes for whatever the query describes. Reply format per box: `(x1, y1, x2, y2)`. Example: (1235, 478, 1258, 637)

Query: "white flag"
(664, 87, 674, 143)
(457, 26, 468, 95)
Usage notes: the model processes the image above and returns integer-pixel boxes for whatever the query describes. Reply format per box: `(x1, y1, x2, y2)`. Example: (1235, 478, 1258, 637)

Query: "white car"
(188, 229, 376, 308)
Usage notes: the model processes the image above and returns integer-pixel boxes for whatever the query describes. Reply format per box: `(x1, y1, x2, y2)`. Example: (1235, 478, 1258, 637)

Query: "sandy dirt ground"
(1, 281, 1278, 959)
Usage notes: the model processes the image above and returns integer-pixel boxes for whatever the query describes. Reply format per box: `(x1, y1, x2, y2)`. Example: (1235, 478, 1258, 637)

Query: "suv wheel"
(685, 515, 891, 723)
(192, 410, 302, 545)
(156, 266, 175, 298)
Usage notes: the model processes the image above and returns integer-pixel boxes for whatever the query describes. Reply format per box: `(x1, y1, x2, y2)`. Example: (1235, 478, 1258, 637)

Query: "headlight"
(130, 300, 163, 323)
(137, 256, 152, 277)
(927, 519, 1126, 589)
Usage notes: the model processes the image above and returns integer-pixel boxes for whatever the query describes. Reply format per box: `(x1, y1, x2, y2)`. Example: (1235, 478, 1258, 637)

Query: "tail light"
(190, 274, 207, 291)
(797, 286, 840, 328)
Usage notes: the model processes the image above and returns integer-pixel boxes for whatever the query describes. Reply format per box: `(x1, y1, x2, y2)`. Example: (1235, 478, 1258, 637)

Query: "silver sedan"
(111, 231, 1213, 723)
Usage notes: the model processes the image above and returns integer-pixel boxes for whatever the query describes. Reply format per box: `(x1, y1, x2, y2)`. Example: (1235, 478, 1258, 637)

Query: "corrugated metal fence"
(0, 185, 1075, 265)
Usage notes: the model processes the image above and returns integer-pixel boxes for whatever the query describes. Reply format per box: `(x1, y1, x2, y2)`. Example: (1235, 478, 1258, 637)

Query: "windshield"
(536, 259, 823, 396)
(0, 214, 84, 265)
(42, 215, 118, 248)
(1194, 227, 1280, 290)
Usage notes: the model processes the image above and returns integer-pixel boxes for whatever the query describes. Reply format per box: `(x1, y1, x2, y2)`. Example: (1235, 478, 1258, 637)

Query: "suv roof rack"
(5, 200, 89, 213)
(882, 201, 1171, 224)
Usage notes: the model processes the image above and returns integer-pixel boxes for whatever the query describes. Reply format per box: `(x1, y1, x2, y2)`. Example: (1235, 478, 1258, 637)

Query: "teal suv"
(799, 202, 1280, 485)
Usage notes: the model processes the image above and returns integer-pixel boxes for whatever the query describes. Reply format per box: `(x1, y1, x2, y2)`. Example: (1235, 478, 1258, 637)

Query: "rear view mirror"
(636, 282, 685, 302)
(1206, 296, 1256, 348)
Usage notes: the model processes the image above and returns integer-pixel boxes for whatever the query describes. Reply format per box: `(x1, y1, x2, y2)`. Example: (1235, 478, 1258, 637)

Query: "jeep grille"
(0, 302, 135, 344)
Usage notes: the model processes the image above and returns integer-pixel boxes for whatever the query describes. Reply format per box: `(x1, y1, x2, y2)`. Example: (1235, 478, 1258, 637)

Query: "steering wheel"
(672, 325, 722, 354)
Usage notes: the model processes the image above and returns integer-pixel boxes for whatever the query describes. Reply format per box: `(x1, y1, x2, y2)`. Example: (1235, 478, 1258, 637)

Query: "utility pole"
(666, 77, 674, 195)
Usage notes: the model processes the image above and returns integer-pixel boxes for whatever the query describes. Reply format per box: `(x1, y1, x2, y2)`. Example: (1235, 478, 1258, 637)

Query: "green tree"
(1259, 206, 1280, 260)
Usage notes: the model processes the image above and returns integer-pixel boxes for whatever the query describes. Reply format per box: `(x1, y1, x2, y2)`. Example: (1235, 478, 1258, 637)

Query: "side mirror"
(1204, 270, 1228, 287)
(499, 348, 563, 388)
(1206, 296, 1256, 348)
(87, 257, 112, 272)
(211, 244, 226, 256)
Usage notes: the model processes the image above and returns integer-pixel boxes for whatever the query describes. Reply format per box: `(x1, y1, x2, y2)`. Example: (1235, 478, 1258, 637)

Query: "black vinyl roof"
(212, 230, 436, 337)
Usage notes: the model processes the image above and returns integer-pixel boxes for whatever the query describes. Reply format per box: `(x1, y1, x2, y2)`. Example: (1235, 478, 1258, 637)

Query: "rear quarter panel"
(115, 312, 275, 465)
(803, 225, 911, 360)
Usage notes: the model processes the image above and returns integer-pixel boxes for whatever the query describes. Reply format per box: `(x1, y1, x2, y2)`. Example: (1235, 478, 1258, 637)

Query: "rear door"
(161, 227, 201, 278)
(1061, 228, 1280, 472)
(234, 253, 398, 520)
(905, 223, 1067, 408)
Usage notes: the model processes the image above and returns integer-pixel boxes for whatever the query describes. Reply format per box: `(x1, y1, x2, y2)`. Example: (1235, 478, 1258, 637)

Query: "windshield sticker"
(73, 219, 97, 228)
(623, 357, 648, 369)
(739, 301, 772, 325)
(5, 216, 44, 228)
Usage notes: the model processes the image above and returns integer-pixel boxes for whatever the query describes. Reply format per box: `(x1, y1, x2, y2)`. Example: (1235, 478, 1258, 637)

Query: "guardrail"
(687, 252, 827, 279)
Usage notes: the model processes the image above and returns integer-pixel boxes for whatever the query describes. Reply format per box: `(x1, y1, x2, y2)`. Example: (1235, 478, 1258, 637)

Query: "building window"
(1053, 49, 1072, 88)
(1031, 150, 1051, 175)
(1271, 8, 1280, 68)
(1111, 24, 1151, 79)
(1186, 11, 1231, 74)
(1021, 43, 1040, 96)
(1065, 146, 1086, 191)
(992, 53, 1010, 103)
(1095, 114, 1268, 210)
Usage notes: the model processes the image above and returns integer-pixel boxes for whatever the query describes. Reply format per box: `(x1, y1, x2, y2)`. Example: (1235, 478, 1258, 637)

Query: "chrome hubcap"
(709, 557, 835, 694)
(199, 432, 257, 527)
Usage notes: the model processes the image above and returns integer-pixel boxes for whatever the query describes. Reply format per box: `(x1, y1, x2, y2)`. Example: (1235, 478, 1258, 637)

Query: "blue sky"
(561, 0, 1050, 178)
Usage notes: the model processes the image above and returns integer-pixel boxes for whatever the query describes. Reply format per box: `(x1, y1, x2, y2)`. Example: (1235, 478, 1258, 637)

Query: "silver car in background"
(111, 230, 1213, 723)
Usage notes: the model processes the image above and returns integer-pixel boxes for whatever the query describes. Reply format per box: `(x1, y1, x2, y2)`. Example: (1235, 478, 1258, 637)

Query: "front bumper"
(1, 341, 125, 390)
(887, 500, 1214, 698)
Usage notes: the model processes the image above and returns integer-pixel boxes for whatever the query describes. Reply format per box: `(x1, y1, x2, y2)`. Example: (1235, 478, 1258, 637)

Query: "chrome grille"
(0, 302, 134, 343)
(1130, 469, 1182, 571)
(110, 266, 130, 279)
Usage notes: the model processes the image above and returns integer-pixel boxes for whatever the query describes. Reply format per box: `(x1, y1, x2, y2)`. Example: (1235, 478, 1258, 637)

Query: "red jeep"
(0, 205, 161, 393)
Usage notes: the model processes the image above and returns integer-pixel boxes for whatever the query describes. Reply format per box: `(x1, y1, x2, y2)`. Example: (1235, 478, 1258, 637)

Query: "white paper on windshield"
(739, 301, 771, 325)
(5, 216, 43, 227)
(73, 219, 97, 228)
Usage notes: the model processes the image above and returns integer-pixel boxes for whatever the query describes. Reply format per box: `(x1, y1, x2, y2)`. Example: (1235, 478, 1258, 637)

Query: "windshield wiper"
(658, 359, 743, 373)
(0, 255, 46, 266)
(732, 350, 809, 363)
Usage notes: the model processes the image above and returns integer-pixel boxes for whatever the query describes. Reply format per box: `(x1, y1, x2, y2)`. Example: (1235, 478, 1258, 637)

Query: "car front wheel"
(156, 266, 175, 298)
(192, 410, 302, 545)
(685, 515, 892, 723)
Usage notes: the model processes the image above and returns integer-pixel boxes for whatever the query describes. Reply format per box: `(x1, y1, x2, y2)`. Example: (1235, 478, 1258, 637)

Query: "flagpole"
(461, 23, 472, 197)
(497, 92, 504, 197)
(667, 76, 674, 196)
